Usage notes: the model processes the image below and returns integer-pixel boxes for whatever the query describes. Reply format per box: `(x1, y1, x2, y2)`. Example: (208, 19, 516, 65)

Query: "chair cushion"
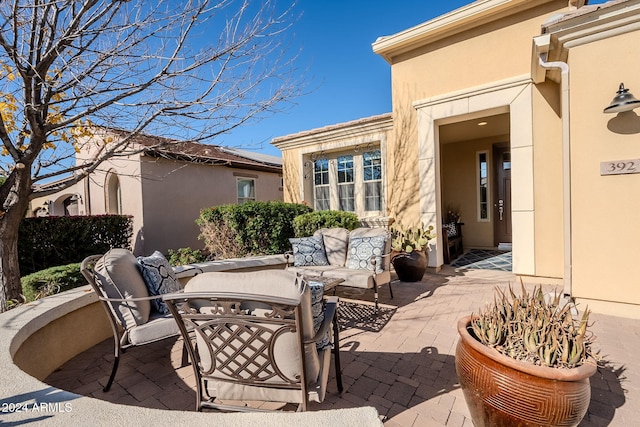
(307, 279, 331, 350)
(289, 236, 329, 267)
(94, 248, 150, 329)
(128, 313, 181, 345)
(286, 265, 342, 277)
(346, 235, 386, 274)
(314, 228, 350, 266)
(137, 251, 182, 314)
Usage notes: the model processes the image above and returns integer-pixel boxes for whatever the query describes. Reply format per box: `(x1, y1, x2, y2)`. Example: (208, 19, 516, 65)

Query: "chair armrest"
(370, 252, 392, 269)
(97, 291, 183, 303)
(306, 296, 338, 345)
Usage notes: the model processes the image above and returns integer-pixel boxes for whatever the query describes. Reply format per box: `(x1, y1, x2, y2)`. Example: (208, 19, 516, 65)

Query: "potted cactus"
(455, 284, 599, 427)
(389, 223, 435, 282)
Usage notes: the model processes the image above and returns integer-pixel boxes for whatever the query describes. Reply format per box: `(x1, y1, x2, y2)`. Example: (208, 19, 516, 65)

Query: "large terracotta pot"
(455, 316, 597, 427)
(391, 250, 427, 282)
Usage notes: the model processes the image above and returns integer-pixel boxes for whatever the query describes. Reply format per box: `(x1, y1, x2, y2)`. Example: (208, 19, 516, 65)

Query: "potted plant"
(390, 223, 435, 282)
(455, 284, 599, 427)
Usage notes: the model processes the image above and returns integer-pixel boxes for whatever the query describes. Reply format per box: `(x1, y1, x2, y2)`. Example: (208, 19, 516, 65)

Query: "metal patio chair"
(163, 270, 343, 412)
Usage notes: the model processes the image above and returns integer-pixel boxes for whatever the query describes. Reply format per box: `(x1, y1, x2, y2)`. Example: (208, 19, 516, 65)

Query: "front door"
(493, 145, 512, 246)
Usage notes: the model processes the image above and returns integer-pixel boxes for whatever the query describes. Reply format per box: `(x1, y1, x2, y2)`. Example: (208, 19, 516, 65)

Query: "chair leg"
(104, 336, 121, 392)
(332, 310, 343, 393)
(388, 280, 394, 299)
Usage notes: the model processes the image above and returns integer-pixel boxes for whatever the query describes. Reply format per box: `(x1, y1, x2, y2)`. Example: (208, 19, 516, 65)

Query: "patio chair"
(163, 270, 343, 412)
(80, 249, 189, 392)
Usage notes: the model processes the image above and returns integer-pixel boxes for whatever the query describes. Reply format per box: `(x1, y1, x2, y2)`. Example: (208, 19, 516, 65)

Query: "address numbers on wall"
(600, 159, 640, 176)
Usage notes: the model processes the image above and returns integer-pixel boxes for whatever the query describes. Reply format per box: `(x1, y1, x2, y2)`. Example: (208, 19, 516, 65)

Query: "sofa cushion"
(289, 236, 329, 267)
(94, 248, 151, 329)
(137, 251, 182, 315)
(286, 265, 342, 277)
(347, 235, 387, 274)
(314, 227, 350, 266)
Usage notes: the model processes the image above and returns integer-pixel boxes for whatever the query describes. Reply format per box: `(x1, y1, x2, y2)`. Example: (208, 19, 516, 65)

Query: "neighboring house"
(30, 129, 283, 256)
(273, 0, 640, 318)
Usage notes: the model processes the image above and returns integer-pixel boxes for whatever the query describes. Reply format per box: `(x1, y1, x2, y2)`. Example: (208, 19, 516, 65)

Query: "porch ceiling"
(439, 112, 509, 144)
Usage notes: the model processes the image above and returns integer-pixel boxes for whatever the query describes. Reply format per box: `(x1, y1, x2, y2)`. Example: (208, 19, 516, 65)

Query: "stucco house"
(272, 0, 640, 318)
(30, 129, 283, 256)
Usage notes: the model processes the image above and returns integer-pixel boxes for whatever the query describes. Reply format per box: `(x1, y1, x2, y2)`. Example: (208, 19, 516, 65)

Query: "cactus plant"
(390, 223, 435, 253)
(470, 283, 598, 368)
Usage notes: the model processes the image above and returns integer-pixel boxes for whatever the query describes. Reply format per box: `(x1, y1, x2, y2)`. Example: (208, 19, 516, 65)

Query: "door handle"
(497, 199, 504, 221)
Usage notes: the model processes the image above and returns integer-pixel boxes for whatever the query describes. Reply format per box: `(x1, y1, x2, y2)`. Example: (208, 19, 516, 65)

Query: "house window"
(363, 150, 382, 211)
(314, 158, 330, 210)
(337, 155, 354, 212)
(477, 151, 489, 221)
(237, 178, 255, 204)
(309, 146, 383, 215)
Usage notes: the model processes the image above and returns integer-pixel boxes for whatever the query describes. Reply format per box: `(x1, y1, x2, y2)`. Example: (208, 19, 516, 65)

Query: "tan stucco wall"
(386, 1, 569, 228)
(567, 29, 640, 306)
(441, 137, 504, 249)
(138, 156, 283, 255)
(531, 82, 564, 279)
(13, 300, 111, 380)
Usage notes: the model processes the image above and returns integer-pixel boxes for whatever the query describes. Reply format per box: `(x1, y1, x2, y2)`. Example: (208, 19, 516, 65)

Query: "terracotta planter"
(391, 250, 427, 282)
(455, 316, 597, 427)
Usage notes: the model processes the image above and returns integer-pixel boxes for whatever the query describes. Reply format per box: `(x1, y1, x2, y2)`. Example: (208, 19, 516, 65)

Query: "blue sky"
(216, 0, 608, 158)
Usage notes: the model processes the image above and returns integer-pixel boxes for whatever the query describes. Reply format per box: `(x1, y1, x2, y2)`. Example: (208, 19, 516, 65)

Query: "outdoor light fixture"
(604, 83, 640, 113)
(70, 194, 82, 203)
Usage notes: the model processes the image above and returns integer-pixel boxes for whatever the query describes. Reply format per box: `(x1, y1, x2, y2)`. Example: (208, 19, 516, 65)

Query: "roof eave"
(373, 0, 557, 63)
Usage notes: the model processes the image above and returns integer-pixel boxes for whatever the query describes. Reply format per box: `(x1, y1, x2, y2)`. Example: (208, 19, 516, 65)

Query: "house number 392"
(600, 159, 640, 176)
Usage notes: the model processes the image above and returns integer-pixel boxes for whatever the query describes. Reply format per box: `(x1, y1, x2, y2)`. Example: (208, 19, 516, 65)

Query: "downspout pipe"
(538, 54, 572, 299)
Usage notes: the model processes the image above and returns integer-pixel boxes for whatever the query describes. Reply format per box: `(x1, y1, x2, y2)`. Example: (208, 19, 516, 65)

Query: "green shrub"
(198, 201, 312, 258)
(19, 215, 133, 276)
(20, 263, 85, 302)
(167, 247, 209, 266)
(293, 210, 360, 237)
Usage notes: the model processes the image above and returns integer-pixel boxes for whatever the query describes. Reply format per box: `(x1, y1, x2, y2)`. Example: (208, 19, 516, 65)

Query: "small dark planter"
(455, 316, 596, 427)
(391, 250, 427, 282)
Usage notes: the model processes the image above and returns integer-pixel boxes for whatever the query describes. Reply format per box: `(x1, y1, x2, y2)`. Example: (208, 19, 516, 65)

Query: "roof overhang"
(532, 0, 640, 83)
(373, 0, 563, 63)
(271, 113, 393, 151)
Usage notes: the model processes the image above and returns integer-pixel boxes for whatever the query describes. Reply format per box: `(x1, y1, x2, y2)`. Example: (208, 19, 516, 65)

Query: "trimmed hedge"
(293, 210, 360, 237)
(20, 263, 85, 302)
(198, 201, 312, 258)
(19, 215, 133, 276)
(167, 247, 209, 266)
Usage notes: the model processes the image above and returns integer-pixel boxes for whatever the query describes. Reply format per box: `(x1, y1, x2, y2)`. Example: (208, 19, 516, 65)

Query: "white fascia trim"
(413, 74, 532, 110)
(372, 0, 542, 62)
(272, 115, 393, 151)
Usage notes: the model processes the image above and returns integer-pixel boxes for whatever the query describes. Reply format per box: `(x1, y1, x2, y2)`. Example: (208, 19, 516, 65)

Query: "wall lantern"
(69, 194, 82, 203)
(604, 83, 640, 113)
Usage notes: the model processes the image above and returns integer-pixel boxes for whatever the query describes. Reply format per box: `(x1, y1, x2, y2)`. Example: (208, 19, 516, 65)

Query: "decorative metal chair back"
(164, 292, 310, 411)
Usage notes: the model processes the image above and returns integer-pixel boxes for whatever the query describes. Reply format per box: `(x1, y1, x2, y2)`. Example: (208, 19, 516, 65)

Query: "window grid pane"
(363, 150, 382, 211)
(478, 153, 488, 219)
(237, 178, 256, 204)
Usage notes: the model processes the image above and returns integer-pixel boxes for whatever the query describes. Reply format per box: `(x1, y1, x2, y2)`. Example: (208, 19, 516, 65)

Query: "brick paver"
(45, 267, 637, 426)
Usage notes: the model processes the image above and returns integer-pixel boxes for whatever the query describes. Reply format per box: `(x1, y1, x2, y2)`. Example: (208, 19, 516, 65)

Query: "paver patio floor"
(45, 267, 637, 426)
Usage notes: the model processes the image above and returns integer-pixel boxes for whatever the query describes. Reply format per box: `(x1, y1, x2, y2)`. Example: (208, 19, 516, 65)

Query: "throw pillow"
(289, 236, 329, 267)
(307, 280, 332, 350)
(137, 251, 182, 315)
(346, 235, 386, 274)
(444, 222, 458, 238)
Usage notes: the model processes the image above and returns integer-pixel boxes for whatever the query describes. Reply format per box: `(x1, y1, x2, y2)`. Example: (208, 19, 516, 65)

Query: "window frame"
(477, 150, 490, 222)
(236, 177, 256, 204)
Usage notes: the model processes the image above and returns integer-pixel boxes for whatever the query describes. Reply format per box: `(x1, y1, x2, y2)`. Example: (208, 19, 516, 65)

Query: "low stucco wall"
(1, 255, 381, 426)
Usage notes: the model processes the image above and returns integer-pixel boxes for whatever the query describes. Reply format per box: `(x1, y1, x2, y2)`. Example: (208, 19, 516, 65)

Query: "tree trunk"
(0, 170, 32, 312)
